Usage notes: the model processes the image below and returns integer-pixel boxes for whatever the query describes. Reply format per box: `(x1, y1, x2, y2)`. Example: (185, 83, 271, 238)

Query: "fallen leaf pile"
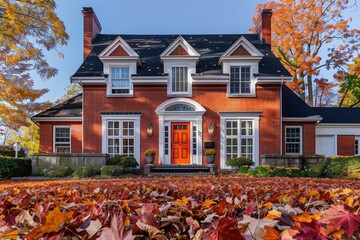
(0, 176, 360, 239)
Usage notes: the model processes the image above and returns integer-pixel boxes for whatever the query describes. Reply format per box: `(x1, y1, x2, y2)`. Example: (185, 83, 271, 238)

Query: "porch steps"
(144, 164, 218, 176)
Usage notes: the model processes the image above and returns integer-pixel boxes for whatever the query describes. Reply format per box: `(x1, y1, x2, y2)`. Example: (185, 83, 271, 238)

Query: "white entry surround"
(155, 98, 206, 165)
(316, 124, 360, 157)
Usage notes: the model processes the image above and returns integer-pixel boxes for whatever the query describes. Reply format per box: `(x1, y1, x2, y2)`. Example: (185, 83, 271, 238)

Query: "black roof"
(281, 85, 318, 118)
(32, 94, 82, 119)
(72, 34, 291, 78)
(313, 107, 360, 124)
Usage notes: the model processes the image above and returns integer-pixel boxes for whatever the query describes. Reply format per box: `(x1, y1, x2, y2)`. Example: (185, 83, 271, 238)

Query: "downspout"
(280, 80, 284, 155)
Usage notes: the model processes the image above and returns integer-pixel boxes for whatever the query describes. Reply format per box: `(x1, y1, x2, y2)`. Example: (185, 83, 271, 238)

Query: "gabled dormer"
(99, 36, 141, 97)
(160, 36, 200, 97)
(219, 36, 264, 97)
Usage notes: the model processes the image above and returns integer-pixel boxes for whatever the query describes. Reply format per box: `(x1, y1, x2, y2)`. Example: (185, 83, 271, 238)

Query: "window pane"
(285, 127, 301, 154)
(111, 67, 130, 94)
(172, 67, 188, 93)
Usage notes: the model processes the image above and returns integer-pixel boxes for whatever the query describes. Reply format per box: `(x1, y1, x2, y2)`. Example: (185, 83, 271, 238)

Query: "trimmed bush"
(100, 165, 123, 176)
(272, 166, 287, 177)
(43, 166, 73, 178)
(325, 157, 349, 179)
(247, 168, 258, 176)
(257, 165, 272, 176)
(286, 167, 301, 177)
(239, 166, 249, 174)
(0, 157, 32, 178)
(226, 157, 254, 169)
(304, 161, 326, 178)
(107, 155, 138, 173)
(347, 159, 360, 179)
(73, 165, 100, 178)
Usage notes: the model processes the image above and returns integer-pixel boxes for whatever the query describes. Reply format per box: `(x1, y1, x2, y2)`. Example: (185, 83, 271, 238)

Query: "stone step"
(144, 164, 218, 175)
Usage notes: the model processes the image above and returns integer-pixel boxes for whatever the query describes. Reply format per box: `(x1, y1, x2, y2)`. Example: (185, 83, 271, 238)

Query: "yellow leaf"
(278, 194, 287, 203)
(263, 202, 272, 210)
(339, 188, 352, 195)
(307, 189, 319, 197)
(266, 210, 282, 219)
(345, 195, 354, 207)
(0, 229, 19, 240)
(202, 199, 217, 208)
(298, 196, 307, 204)
(174, 196, 190, 207)
(332, 229, 345, 240)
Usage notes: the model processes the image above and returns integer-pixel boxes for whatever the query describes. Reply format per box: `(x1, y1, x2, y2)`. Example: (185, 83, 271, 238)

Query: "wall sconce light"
(208, 122, 215, 135)
(147, 122, 153, 137)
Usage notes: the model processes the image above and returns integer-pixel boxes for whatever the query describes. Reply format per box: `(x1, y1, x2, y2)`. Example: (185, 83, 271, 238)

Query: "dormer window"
(230, 66, 251, 94)
(171, 67, 188, 93)
(111, 67, 130, 94)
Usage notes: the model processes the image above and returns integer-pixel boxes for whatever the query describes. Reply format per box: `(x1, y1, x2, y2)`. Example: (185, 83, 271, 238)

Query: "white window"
(230, 66, 251, 94)
(355, 138, 359, 156)
(225, 120, 254, 160)
(107, 120, 135, 156)
(171, 67, 188, 93)
(285, 126, 302, 154)
(54, 126, 70, 153)
(111, 67, 130, 94)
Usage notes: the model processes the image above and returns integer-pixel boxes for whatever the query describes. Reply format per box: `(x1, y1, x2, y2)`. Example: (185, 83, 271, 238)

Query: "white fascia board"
(132, 79, 167, 85)
(192, 74, 230, 80)
(282, 115, 323, 122)
(99, 36, 139, 57)
(317, 123, 360, 127)
(32, 117, 82, 122)
(70, 77, 106, 85)
(192, 79, 228, 85)
(160, 56, 200, 64)
(160, 35, 200, 57)
(219, 111, 262, 118)
(256, 76, 293, 83)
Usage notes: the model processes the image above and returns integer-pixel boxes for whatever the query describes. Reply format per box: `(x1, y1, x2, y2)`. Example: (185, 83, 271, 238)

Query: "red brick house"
(32, 7, 360, 169)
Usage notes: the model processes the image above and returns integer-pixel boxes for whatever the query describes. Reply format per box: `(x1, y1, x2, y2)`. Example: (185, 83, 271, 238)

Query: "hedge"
(0, 157, 32, 178)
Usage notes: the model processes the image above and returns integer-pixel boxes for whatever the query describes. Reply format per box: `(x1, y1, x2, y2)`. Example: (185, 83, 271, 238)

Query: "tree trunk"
(307, 74, 313, 106)
(298, 73, 306, 100)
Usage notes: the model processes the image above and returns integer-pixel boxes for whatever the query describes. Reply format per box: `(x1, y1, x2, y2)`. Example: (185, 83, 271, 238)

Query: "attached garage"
(316, 135, 336, 157)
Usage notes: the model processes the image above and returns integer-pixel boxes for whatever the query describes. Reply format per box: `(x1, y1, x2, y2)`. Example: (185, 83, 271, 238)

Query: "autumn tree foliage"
(54, 83, 82, 105)
(338, 56, 360, 107)
(252, 0, 360, 106)
(7, 123, 39, 154)
(0, 0, 68, 129)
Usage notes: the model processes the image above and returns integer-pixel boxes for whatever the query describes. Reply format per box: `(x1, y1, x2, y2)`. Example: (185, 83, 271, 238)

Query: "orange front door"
(171, 122, 191, 164)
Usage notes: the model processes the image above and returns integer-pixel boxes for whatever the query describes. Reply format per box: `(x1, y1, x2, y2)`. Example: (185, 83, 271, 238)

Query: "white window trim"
(101, 114, 141, 166)
(168, 65, 192, 96)
(53, 126, 71, 153)
(220, 112, 260, 168)
(227, 65, 255, 97)
(285, 126, 303, 155)
(107, 65, 133, 97)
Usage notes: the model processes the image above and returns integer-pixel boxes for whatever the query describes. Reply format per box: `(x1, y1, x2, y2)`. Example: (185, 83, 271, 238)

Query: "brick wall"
(337, 135, 355, 156)
(282, 122, 316, 155)
(39, 122, 82, 153)
(82, 84, 282, 167)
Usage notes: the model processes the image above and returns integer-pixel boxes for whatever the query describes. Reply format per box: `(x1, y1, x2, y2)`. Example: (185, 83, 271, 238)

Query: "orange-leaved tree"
(252, 0, 360, 106)
(337, 56, 360, 107)
(0, 0, 68, 129)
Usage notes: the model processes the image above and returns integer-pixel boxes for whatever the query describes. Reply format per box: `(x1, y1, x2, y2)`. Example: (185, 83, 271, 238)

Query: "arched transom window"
(165, 104, 195, 111)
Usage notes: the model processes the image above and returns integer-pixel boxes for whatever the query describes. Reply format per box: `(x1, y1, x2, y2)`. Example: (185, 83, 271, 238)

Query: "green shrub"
(0, 146, 26, 158)
(0, 157, 32, 178)
(272, 166, 287, 177)
(43, 166, 73, 178)
(100, 165, 123, 176)
(73, 165, 100, 178)
(205, 149, 216, 156)
(347, 159, 360, 179)
(107, 155, 138, 173)
(247, 168, 258, 176)
(226, 157, 254, 169)
(304, 161, 326, 178)
(239, 166, 249, 174)
(256, 165, 272, 176)
(144, 149, 155, 156)
(286, 167, 301, 177)
(325, 157, 349, 179)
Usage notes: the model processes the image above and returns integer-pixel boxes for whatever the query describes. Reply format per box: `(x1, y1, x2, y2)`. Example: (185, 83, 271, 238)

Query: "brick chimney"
(82, 7, 102, 60)
(254, 9, 272, 44)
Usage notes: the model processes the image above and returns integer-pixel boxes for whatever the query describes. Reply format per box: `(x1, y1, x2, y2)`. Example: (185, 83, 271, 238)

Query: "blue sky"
(35, 0, 359, 102)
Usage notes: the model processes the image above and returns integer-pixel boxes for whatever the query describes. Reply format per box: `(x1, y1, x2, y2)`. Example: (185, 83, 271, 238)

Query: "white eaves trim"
(317, 123, 360, 127)
(32, 117, 82, 122)
(70, 77, 106, 85)
(218, 36, 264, 65)
(282, 115, 323, 122)
(256, 76, 293, 84)
(132, 79, 167, 85)
(98, 36, 141, 65)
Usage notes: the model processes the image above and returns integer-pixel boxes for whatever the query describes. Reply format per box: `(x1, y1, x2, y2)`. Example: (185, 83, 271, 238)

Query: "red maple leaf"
(296, 219, 327, 240)
(209, 217, 245, 240)
(320, 204, 360, 237)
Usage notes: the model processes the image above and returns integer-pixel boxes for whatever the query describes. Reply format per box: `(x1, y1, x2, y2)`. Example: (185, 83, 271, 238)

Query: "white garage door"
(316, 136, 336, 157)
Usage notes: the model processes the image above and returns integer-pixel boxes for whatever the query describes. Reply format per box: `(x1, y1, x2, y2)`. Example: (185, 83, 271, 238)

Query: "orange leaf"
(345, 195, 354, 207)
(280, 229, 299, 239)
(263, 226, 280, 240)
(266, 210, 282, 220)
(202, 199, 217, 208)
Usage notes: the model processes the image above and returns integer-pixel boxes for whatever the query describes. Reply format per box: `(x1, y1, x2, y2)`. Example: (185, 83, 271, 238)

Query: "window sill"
(167, 93, 193, 97)
(227, 94, 256, 98)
